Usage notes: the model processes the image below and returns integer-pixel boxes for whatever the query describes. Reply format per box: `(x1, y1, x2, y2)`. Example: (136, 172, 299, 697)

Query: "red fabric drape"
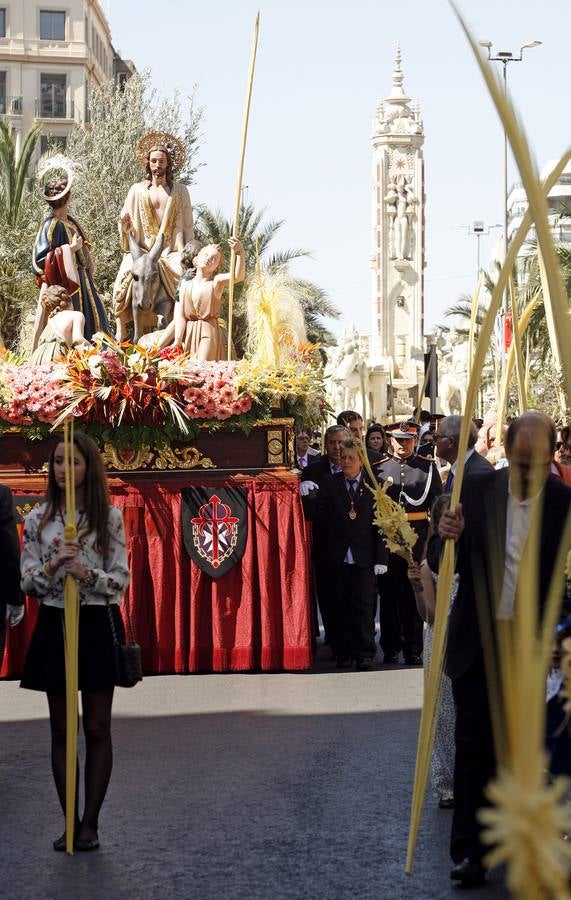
(2, 476, 313, 677)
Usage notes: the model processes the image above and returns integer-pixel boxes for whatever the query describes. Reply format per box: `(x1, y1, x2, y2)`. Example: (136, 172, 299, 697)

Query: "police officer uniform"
(375, 421, 442, 663)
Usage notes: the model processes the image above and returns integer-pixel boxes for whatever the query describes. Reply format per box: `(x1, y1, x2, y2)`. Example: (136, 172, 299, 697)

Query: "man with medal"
(312, 440, 387, 670)
(375, 420, 442, 665)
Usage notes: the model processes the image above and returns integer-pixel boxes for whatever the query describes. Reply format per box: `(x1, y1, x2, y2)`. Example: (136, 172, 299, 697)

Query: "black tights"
(47, 688, 114, 838)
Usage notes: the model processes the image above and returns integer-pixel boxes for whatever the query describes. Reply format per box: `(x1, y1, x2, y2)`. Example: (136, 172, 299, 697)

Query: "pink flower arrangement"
(0, 348, 256, 434)
(0, 364, 72, 426)
(181, 362, 253, 421)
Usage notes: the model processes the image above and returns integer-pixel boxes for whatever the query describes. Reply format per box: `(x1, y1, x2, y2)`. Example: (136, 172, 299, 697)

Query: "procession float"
(1, 19, 326, 677)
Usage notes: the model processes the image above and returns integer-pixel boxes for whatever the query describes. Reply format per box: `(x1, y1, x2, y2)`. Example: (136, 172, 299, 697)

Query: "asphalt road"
(1, 651, 508, 900)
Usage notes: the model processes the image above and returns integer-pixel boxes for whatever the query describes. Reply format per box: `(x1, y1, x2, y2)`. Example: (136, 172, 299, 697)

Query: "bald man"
(439, 412, 571, 887)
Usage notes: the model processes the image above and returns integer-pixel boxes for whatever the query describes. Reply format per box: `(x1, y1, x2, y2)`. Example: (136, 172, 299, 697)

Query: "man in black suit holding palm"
(434, 415, 493, 494)
(440, 413, 571, 887)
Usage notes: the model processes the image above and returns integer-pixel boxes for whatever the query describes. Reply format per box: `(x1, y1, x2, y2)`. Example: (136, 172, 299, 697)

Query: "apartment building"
(0, 0, 134, 156)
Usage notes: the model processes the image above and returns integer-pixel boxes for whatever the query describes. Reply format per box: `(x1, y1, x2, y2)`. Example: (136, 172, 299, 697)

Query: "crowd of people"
(2, 409, 571, 884)
(297, 408, 571, 888)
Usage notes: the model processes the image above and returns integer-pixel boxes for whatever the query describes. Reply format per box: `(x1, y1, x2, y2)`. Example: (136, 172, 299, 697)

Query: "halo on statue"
(35, 153, 76, 202)
(136, 131, 186, 175)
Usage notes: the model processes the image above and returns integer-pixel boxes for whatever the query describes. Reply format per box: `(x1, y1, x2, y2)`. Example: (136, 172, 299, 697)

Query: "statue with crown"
(31, 154, 110, 350)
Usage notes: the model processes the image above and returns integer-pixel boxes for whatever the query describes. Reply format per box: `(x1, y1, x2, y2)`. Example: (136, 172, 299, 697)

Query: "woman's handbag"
(107, 597, 143, 688)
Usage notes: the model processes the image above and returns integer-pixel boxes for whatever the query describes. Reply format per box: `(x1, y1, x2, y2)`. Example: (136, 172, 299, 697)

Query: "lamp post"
(457, 221, 502, 280)
(478, 39, 542, 310)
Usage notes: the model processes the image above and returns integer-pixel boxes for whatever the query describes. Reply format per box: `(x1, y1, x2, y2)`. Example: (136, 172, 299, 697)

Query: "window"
(0, 72, 5, 114)
(40, 74, 66, 117)
(0, 9, 6, 38)
(40, 10, 65, 41)
(40, 134, 67, 155)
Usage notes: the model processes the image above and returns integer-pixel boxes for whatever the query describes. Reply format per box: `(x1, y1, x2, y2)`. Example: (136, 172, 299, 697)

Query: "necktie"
(348, 479, 357, 500)
(445, 471, 454, 495)
(297, 456, 306, 469)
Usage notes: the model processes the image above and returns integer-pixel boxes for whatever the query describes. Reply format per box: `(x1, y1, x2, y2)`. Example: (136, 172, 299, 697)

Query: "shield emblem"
(181, 486, 248, 578)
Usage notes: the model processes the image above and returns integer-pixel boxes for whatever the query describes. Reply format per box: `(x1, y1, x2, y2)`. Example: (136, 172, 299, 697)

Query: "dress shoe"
(438, 795, 455, 809)
(405, 655, 423, 666)
(336, 656, 352, 669)
(75, 836, 100, 852)
(383, 654, 399, 664)
(450, 858, 486, 887)
(354, 658, 373, 671)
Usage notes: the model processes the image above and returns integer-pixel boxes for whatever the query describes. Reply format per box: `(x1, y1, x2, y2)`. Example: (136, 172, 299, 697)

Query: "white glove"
(374, 565, 388, 576)
(6, 605, 25, 627)
(300, 480, 319, 497)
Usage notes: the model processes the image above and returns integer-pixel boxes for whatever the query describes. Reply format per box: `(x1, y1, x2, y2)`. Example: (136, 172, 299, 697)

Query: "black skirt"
(21, 604, 125, 696)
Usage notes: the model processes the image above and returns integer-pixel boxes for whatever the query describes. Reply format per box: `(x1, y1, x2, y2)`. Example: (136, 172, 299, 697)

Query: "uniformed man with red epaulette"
(375, 420, 442, 665)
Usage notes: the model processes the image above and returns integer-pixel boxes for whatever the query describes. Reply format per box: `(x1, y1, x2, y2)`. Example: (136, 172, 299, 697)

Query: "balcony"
(8, 95, 22, 114)
(35, 97, 74, 120)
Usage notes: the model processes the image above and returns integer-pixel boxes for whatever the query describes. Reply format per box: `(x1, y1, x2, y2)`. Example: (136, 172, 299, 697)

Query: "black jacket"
(312, 472, 386, 568)
(446, 470, 571, 680)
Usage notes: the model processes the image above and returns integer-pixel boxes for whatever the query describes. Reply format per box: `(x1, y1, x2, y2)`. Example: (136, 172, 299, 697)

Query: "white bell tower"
(370, 44, 426, 415)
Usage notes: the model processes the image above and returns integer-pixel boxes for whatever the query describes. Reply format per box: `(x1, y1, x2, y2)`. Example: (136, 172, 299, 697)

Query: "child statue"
(173, 237, 245, 361)
(29, 285, 89, 365)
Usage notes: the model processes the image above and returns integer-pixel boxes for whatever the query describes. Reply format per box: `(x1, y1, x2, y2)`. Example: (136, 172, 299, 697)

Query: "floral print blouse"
(21, 504, 130, 608)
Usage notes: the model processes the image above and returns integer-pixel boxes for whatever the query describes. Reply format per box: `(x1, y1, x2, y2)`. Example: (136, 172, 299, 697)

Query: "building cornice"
(0, 52, 88, 66)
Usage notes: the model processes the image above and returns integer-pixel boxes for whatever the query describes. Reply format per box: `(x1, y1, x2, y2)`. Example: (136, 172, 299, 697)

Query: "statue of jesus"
(112, 131, 194, 340)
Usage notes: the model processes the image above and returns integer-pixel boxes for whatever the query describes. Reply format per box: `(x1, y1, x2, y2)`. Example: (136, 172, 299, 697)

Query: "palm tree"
(195, 203, 339, 357)
(519, 224, 571, 367)
(0, 118, 42, 226)
(0, 119, 43, 348)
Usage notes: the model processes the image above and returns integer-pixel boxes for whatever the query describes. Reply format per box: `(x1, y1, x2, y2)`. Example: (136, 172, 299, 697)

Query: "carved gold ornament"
(101, 442, 215, 472)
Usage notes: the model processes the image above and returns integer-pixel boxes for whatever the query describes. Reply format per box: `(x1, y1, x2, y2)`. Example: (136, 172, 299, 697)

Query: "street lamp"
(457, 221, 502, 280)
(478, 39, 542, 312)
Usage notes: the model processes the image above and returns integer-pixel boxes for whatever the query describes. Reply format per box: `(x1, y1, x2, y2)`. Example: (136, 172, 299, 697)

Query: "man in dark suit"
(435, 415, 493, 493)
(440, 412, 571, 887)
(301, 425, 351, 643)
(295, 431, 321, 470)
(0, 484, 23, 659)
(312, 440, 386, 669)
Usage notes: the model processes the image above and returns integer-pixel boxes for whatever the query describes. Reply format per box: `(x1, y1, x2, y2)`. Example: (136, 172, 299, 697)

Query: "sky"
(107, 0, 571, 341)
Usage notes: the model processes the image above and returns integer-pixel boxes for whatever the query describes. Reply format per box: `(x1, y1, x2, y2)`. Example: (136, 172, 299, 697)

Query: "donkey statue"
(115, 233, 174, 342)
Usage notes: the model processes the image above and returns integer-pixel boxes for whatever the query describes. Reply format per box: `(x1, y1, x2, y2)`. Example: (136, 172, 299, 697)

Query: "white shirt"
(496, 485, 539, 620)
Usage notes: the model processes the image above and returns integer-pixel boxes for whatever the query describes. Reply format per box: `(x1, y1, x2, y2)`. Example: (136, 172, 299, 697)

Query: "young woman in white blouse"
(20, 433, 130, 852)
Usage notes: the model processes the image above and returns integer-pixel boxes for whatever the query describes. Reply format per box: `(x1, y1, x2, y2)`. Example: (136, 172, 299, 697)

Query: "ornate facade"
(369, 44, 426, 417)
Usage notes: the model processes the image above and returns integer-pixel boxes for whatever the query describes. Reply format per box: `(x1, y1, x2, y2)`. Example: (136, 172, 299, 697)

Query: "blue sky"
(108, 0, 571, 340)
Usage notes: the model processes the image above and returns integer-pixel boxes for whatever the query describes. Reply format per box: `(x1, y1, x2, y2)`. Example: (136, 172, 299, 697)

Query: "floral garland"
(0, 339, 327, 442)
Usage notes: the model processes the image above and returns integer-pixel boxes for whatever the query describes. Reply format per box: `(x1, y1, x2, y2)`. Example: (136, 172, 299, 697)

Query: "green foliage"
(0, 119, 43, 349)
(0, 119, 42, 226)
(65, 71, 203, 313)
(195, 203, 339, 356)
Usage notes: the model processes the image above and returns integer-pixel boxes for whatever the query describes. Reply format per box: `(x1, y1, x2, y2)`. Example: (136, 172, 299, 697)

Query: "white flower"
(87, 354, 103, 379)
(127, 351, 142, 371)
